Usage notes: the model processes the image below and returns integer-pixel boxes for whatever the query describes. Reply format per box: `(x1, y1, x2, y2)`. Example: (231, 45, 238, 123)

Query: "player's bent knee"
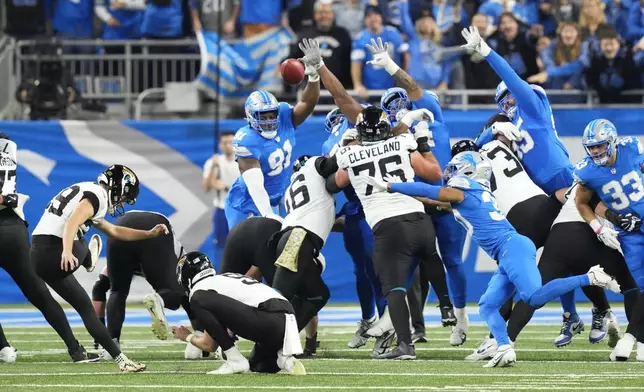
(91, 274, 111, 302)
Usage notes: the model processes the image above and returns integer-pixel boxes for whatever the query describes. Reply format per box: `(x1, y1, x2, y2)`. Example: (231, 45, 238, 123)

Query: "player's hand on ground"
(491, 122, 522, 142)
(365, 177, 389, 193)
(460, 26, 491, 57)
(172, 325, 191, 341)
(265, 213, 284, 223)
(596, 226, 621, 251)
(298, 38, 324, 70)
(616, 212, 642, 232)
(60, 250, 79, 272)
(148, 224, 169, 237)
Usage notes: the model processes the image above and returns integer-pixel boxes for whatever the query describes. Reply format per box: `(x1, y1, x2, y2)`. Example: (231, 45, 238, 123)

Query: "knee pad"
(91, 274, 111, 302)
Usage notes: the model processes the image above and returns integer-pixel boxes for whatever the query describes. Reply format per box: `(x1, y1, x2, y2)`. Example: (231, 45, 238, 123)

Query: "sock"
(526, 275, 589, 308)
(446, 264, 467, 309)
(583, 286, 610, 313)
(623, 288, 639, 322)
(454, 307, 467, 326)
(366, 314, 377, 323)
(500, 298, 513, 321)
(386, 290, 412, 345)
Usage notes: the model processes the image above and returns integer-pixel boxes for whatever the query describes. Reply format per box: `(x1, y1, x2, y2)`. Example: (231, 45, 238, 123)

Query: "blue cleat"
(589, 308, 607, 344)
(554, 312, 584, 347)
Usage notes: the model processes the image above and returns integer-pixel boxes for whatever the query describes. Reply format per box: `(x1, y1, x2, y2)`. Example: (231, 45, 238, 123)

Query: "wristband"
(589, 219, 602, 234)
(384, 60, 400, 76)
(308, 73, 320, 83)
(416, 139, 430, 153)
(185, 333, 194, 343)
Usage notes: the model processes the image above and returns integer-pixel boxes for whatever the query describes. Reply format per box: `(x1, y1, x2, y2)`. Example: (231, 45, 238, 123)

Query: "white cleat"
(465, 336, 497, 361)
(0, 346, 17, 363)
(115, 353, 146, 373)
(637, 342, 644, 361)
(610, 333, 635, 361)
(143, 293, 168, 340)
(348, 318, 375, 348)
(207, 359, 250, 375)
(483, 344, 516, 368)
(450, 327, 467, 346)
(366, 307, 393, 338)
(605, 311, 621, 349)
(277, 350, 306, 375)
(86, 234, 102, 273)
(587, 265, 620, 293)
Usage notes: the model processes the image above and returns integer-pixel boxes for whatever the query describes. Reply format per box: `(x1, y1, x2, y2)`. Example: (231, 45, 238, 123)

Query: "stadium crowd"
(4, 0, 644, 103)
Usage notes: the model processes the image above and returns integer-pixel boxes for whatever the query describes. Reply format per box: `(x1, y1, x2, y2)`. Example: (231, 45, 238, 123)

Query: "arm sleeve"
(315, 156, 339, 178)
(81, 191, 100, 218)
(413, 91, 444, 123)
(390, 182, 442, 199)
(242, 168, 274, 217)
(547, 59, 585, 78)
(325, 173, 344, 194)
(475, 127, 495, 148)
(486, 50, 545, 119)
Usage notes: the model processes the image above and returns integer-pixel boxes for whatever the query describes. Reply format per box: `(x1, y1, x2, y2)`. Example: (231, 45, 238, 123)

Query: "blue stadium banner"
(0, 108, 642, 304)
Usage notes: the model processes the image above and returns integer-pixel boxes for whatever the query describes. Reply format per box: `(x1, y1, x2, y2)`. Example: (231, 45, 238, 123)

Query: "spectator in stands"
(529, 22, 585, 89)
(190, 0, 239, 39)
(579, 0, 609, 41)
(398, 0, 464, 91)
(5, 0, 48, 40)
(604, 0, 632, 40)
(462, 12, 500, 98)
(333, 0, 366, 38)
(53, 0, 95, 51)
(585, 25, 644, 102)
(289, 0, 316, 32)
(291, 0, 353, 88)
(432, 0, 469, 35)
(351, 5, 409, 98)
(239, 0, 300, 38)
(488, 12, 540, 79)
(627, 0, 644, 42)
(95, 0, 145, 46)
(538, 0, 558, 37)
(478, 0, 539, 27)
(141, 0, 184, 44)
(552, 0, 580, 23)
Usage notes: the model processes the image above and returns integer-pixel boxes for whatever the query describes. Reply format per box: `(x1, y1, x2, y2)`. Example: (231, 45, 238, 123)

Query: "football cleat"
(375, 341, 416, 360)
(372, 330, 396, 358)
(605, 310, 621, 348)
(412, 330, 427, 344)
(465, 336, 497, 361)
(440, 305, 457, 327)
(636, 342, 644, 361)
(483, 344, 516, 368)
(295, 335, 318, 359)
(207, 358, 250, 374)
(115, 353, 146, 373)
(100, 338, 120, 361)
(277, 350, 307, 375)
(554, 312, 584, 347)
(589, 308, 607, 344)
(70, 345, 100, 363)
(366, 307, 393, 338)
(143, 293, 168, 340)
(450, 326, 467, 346)
(349, 318, 375, 348)
(0, 346, 17, 363)
(86, 234, 102, 273)
(610, 333, 635, 361)
(587, 265, 620, 293)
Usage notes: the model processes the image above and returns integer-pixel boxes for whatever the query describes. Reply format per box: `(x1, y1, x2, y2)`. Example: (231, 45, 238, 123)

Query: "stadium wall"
(1, 108, 642, 304)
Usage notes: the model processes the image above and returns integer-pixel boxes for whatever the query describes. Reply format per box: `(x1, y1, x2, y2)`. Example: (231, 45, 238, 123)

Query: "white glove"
(491, 122, 522, 142)
(366, 37, 400, 75)
(365, 176, 389, 193)
(413, 121, 431, 141)
(460, 26, 491, 57)
(341, 128, 359, 145)
(298, 38, 323, 82)
(590, 219, 621, 251)
(266, 213, 284, 224)
(383, 173, 403, 184)
(400, 109, 434, 127)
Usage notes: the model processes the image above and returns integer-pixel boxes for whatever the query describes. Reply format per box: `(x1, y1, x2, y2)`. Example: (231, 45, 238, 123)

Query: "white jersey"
(552, 183, 615, 229)
(336, 133, 424, 228)
(479, 140, 545, 215)
(189, 272, 286, 307)
(203, 154, 240, 209)
(282, 157, 335, 243)
(33, 182, 108, 238)
(0, 138, 28, 221)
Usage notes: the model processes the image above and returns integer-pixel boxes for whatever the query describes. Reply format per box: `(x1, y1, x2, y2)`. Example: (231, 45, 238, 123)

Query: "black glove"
(0, 193, 18, 208)
(605, 209, 642, 232)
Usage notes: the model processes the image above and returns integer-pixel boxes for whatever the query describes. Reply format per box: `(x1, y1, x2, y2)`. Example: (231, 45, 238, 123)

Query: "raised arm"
(291, 76, 321, 128)
(398, 0, 418, 40)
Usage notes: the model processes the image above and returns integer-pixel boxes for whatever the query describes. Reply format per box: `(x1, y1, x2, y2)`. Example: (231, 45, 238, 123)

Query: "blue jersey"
(478, 51, 573, 194)
(239, 0, 285, 25)
(53, 0, 94, 36)
(351, 26, 408, 89)
(141, 0, 183, 37)
(102, 1, 143, 40)
(447, 176, 517, 259)
(228, 102, 296, 211)
(321, 121, 349, 157)
(574, 137, 644, 217)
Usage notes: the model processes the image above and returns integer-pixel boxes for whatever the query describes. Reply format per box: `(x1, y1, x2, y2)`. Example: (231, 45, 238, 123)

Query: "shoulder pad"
(447, 176, 471, 190)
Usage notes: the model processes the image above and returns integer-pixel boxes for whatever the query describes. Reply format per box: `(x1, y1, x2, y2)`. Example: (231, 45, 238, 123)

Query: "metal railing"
(0, 36, 14, 118)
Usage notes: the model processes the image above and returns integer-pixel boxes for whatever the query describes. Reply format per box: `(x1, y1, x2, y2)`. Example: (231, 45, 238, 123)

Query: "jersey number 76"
(352, 156, 408, 195)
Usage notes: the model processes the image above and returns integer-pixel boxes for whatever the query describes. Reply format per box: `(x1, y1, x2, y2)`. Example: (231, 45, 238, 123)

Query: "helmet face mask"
(381, 88, 411, 122)
(495, 82, 517, 120)
(582, 119, 617, 166)
(98, 165, 139, 217)
(176, 251, 215, 295)
(356, 107, 391, 143)
(444, 151, 492, 186)
(324, 108, 346, 133)
(245, 90, 280, 139)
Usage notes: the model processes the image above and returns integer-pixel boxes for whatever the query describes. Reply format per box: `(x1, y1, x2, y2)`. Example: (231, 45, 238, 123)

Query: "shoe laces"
(591, 309, 606, 331)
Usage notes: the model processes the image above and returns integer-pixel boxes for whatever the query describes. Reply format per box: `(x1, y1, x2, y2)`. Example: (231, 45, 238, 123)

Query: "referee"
(0, 133, 94, 363)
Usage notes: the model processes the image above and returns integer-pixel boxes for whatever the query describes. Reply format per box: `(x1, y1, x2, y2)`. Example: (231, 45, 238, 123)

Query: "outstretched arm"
(388, 182, 464, 203)
(320, 65, 363, 124)
(96, 219, 168, 241)
(292, 78, 320, 128)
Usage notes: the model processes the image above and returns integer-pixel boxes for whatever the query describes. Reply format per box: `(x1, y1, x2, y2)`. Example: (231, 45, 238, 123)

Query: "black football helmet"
(355, 106, 391, 143)
(451, 140, 479, 157)
(97, 164, 140, 217)
(293, 155, 312, 173)
(176, 251, 215, 294)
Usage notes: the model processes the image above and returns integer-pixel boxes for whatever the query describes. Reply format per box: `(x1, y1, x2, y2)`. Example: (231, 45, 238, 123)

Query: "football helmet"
(176, 251, 216, 295)
(582, 119, 618, 165)
(444, 151, 492, 187)
(494, 81, 517, 120)
(356, 106, 391, 143)
(293, 155, 312, 173)
(324, 108, 346, 133)
(451, 139, 478, 157)
(245, 90, 280, 139)
(380, 87, 412, 123)
(97, 165, 139, 217)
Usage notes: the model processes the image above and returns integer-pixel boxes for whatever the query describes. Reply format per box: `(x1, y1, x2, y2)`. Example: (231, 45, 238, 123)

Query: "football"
(280, 59, 305, 85)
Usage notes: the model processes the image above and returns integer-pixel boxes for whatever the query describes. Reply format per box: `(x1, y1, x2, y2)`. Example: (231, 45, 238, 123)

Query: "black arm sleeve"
(604, 208, 621, 227)
(81, 191, 100, 217)
(315, 156, 339, 178)
(588, 193, 602, 211)
(325, 173, 344, 194)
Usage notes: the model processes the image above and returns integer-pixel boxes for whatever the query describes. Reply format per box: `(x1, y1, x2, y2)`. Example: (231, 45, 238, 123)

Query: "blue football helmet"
(324, 108, 346, 133)
(582, 119, 618, 165)
(245, 90, 280, 139)
(444, 151, 492, 187)
(381, 87, 412, 123)
(495, 81, 517, 120)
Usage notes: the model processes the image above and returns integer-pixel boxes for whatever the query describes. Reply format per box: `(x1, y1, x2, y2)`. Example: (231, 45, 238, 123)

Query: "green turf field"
(2, 323, 644, 392)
